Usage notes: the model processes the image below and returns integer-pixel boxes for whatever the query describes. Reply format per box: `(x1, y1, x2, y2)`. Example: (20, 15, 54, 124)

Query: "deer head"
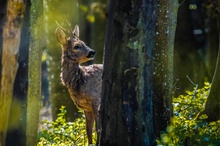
(55, 22, 96, 64)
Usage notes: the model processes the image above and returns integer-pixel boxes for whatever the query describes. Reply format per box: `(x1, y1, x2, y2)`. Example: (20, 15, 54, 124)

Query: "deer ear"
(73, 25, 79, 38)
(55, 28, 67, 45)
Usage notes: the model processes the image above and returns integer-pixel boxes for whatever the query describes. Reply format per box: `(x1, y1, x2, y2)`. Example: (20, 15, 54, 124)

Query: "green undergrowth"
(37, 106, 96, 146)
(38, 82, 220, 145)
(157, 82, 220, 145)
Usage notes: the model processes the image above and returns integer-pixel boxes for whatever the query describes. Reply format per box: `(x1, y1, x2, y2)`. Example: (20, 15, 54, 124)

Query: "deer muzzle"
(87, 50, 96, 58)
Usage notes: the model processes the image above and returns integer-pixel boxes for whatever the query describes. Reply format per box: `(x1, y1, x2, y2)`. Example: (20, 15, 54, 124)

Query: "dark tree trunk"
(202, 1, 220, 121)
(99, 0, 158, 145)
(206, 1, 219, 80)
(153, 1, 178, 137)
(174, 0, 207, 96)
(89, 0, 107, 63)
(99, 0, 178, 145)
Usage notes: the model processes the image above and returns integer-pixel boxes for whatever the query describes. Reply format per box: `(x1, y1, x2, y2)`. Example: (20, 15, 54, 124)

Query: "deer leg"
(84, 111, 95, 144)
(93, 105, 100, 139)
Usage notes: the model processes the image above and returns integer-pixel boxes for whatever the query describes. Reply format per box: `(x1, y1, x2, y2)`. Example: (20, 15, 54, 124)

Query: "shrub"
(157, 82, 220, 145)
(37, 106, 96, 146)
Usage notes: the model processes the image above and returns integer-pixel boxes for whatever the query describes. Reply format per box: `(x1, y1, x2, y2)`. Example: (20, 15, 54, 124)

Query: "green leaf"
(199, 114, 208, 120)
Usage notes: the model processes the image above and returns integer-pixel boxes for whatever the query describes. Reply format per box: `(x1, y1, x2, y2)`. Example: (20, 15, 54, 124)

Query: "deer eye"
(74, 45, 80, 50)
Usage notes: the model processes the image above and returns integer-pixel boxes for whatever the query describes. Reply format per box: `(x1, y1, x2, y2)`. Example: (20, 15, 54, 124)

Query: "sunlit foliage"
(37, 106, 96, 145)
(157, 82, 220, 145)
(80, 2, 106, 23)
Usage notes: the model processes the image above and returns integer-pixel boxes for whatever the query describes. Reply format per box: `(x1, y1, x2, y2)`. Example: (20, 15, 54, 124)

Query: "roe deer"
(55, 23, 102, 145)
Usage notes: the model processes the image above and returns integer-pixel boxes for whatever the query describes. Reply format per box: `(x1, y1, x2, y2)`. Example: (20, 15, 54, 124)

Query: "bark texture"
(153, 0, 178, 137)
(26, 0, 44, 145)
(202, 1, 220, 121)
(0, 1, 25, 145)
(99, 0, 178, 145)
(99, 0, 158, 145)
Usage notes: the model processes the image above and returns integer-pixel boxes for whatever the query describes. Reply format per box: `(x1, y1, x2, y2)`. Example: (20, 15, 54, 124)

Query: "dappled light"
(0, 0, 219, 146)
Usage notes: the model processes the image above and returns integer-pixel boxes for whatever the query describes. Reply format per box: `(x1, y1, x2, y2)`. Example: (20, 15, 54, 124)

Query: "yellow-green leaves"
(37, 106, 97, 145)
(158, 83, 220, 145)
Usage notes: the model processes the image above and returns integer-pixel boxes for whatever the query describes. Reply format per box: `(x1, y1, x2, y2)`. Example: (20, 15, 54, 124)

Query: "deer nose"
(87, 50, 96, 58)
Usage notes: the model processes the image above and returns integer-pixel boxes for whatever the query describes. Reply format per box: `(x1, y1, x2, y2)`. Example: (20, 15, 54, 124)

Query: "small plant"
(37, 106, 97, 146)
(157, 82, 220, 145)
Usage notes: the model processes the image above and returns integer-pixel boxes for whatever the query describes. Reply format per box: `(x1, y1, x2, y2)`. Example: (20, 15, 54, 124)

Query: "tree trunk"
(206, 7, 219, 80)
(202, 2, 220, 121)
(6, 1, 30, 145)
(0, 1, 26, 145)
(0, 0, 7, 75)
(89, 0, 107, 63)
(26, 0, 44, 145)
(99, 0, 178, 145)
(153, 0, 178, 137)
(174, 0, 207, 96)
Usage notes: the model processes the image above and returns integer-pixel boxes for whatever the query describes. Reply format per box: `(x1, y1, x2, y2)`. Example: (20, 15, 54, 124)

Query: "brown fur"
(55, 24, 102, 144)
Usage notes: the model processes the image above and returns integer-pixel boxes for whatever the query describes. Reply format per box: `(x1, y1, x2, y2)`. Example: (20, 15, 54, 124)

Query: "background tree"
(0, 0, 7, 74)
(99, 0, 178, 145)
(0, 0, 26, 145)
(202, 0, 220, 121)
(153, 1, 178, 137)
(173, 0, 208, 96)
(26, 0, 44, 145)
(84, 0, 107, 63)
(206, 0, 219, 79)
(6, 0, 31, 145)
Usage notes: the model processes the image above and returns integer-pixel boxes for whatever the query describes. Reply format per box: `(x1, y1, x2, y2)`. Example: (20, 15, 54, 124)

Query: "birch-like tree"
(0, 1, 26, 145)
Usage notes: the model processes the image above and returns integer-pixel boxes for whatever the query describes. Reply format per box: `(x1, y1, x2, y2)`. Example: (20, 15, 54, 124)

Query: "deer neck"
(61, 53, 85, 92)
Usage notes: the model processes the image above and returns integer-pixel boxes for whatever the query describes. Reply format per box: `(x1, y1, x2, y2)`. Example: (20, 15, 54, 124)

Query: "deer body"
(56, 24, 102, 144)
